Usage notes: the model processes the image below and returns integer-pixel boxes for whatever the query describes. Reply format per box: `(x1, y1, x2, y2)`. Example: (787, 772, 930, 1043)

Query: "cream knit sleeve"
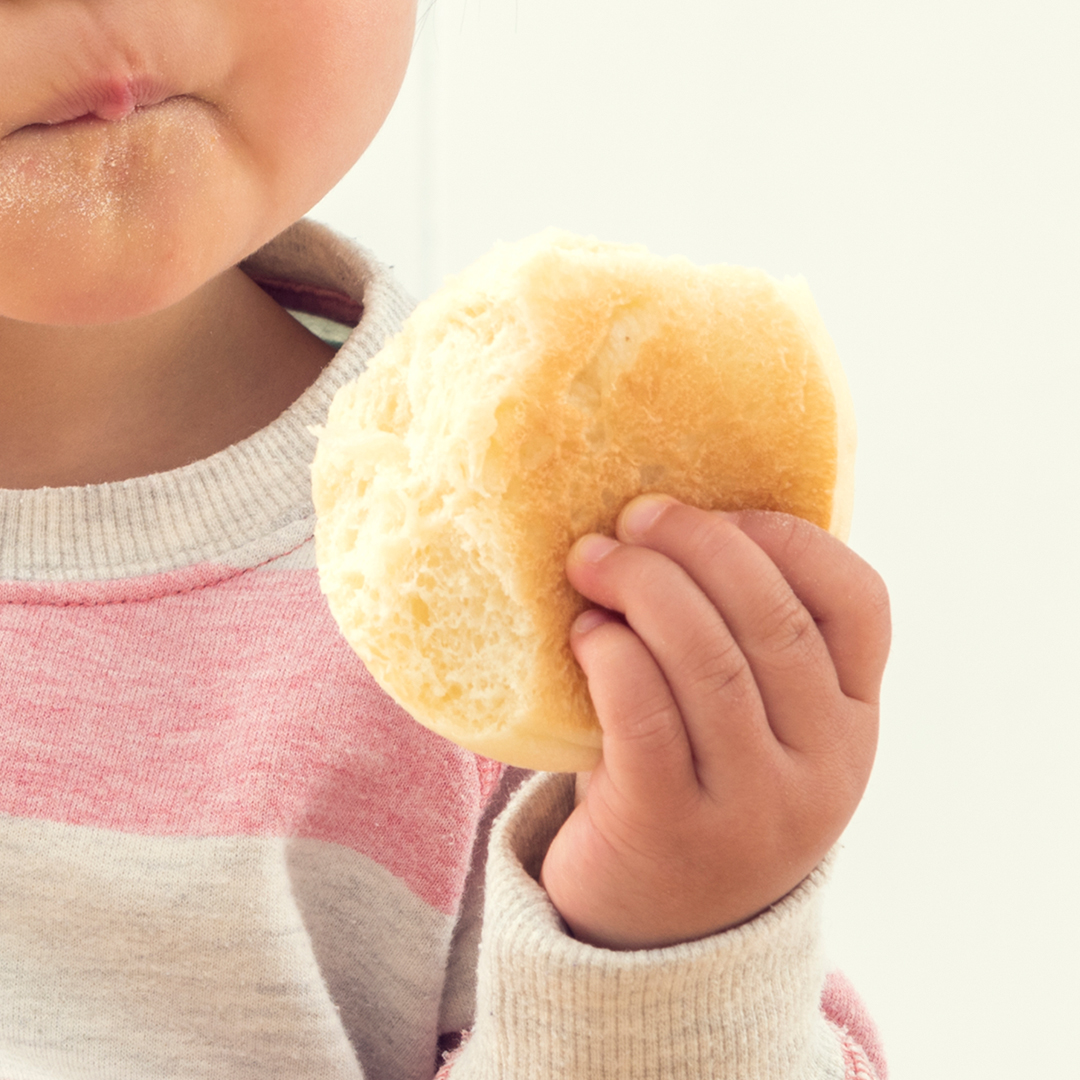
(444, 772, 854, 1080)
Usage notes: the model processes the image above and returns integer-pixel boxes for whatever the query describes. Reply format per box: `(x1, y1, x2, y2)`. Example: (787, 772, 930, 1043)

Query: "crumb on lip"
(9, 95, 190, 137)
(16, 75, 175, 130)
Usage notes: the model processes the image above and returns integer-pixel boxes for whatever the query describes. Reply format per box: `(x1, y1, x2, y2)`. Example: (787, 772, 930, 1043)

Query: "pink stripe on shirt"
(822, 970, 888, 1080)
(1, 566, 500, 914)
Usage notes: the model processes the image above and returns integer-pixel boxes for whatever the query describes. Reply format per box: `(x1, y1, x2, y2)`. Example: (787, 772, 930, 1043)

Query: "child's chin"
(0, 225, 236, 325)
(0, 271, 193, 326)
(0, 99, 260, 326)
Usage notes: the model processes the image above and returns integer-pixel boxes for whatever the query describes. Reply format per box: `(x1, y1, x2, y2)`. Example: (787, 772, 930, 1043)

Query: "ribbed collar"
(0, 220, 415, 583)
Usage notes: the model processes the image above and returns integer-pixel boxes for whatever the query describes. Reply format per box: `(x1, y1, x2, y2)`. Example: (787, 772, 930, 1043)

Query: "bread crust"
(313, 231, 854, 772)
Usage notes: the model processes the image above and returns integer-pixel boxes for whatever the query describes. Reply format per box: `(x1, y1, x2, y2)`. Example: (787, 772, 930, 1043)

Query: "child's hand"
(540, 496, 890, 950)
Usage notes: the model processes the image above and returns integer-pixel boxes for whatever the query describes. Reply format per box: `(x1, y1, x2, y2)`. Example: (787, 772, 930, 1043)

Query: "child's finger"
(567, 535, 774, 778)
(720, 511, 892, 706)
(613, 498, 842, 753)
(568, 609, 698, 806)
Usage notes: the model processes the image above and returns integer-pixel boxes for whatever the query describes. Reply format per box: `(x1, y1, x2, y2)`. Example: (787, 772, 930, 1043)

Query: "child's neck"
(0, 268, 335, 489)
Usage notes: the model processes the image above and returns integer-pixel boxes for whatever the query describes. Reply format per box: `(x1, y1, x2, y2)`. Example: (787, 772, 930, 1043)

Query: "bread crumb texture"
(313, 231, 854, 772)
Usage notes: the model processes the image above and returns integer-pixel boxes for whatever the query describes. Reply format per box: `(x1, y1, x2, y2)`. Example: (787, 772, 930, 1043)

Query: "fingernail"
(620, 494, 676, 540)
(573, 608, 613, 635)
(572, 534, 619, 563)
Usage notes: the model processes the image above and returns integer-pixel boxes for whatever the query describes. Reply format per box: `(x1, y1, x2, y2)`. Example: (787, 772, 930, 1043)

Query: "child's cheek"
(0, 98, 254, 325)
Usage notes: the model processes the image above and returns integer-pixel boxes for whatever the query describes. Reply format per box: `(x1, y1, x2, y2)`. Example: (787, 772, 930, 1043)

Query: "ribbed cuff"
(454, 773, 845, 1080)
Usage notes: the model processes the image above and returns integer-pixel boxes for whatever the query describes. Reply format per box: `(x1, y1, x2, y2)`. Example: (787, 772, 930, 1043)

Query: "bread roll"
(312, 231, 855, 772)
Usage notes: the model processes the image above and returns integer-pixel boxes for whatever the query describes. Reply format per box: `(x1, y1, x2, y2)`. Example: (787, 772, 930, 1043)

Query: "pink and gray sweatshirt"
(0, 219, 886, 1080)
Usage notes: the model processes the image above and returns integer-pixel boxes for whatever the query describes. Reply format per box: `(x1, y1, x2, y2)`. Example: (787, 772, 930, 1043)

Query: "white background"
(313, 2, 1080, 1076)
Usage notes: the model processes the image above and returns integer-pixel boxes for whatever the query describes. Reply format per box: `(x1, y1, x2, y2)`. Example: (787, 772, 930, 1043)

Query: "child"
(0, 2, 891, 1078)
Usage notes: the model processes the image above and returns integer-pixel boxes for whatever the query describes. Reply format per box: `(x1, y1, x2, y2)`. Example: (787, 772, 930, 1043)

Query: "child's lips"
(9, 75, 177, 133)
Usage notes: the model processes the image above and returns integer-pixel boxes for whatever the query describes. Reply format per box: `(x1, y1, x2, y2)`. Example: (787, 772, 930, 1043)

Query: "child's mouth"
(13, 75, 174, 132)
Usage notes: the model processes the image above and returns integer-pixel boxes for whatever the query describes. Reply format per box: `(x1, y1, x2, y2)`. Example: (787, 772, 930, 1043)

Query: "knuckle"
(779, 514, 818, 561)
(620, 696, 683, 751)
(755, 585, 817, 658)
(684, 637, 754, 704)
(751, 509, 816, 563)
(682, 510, 741, 568)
